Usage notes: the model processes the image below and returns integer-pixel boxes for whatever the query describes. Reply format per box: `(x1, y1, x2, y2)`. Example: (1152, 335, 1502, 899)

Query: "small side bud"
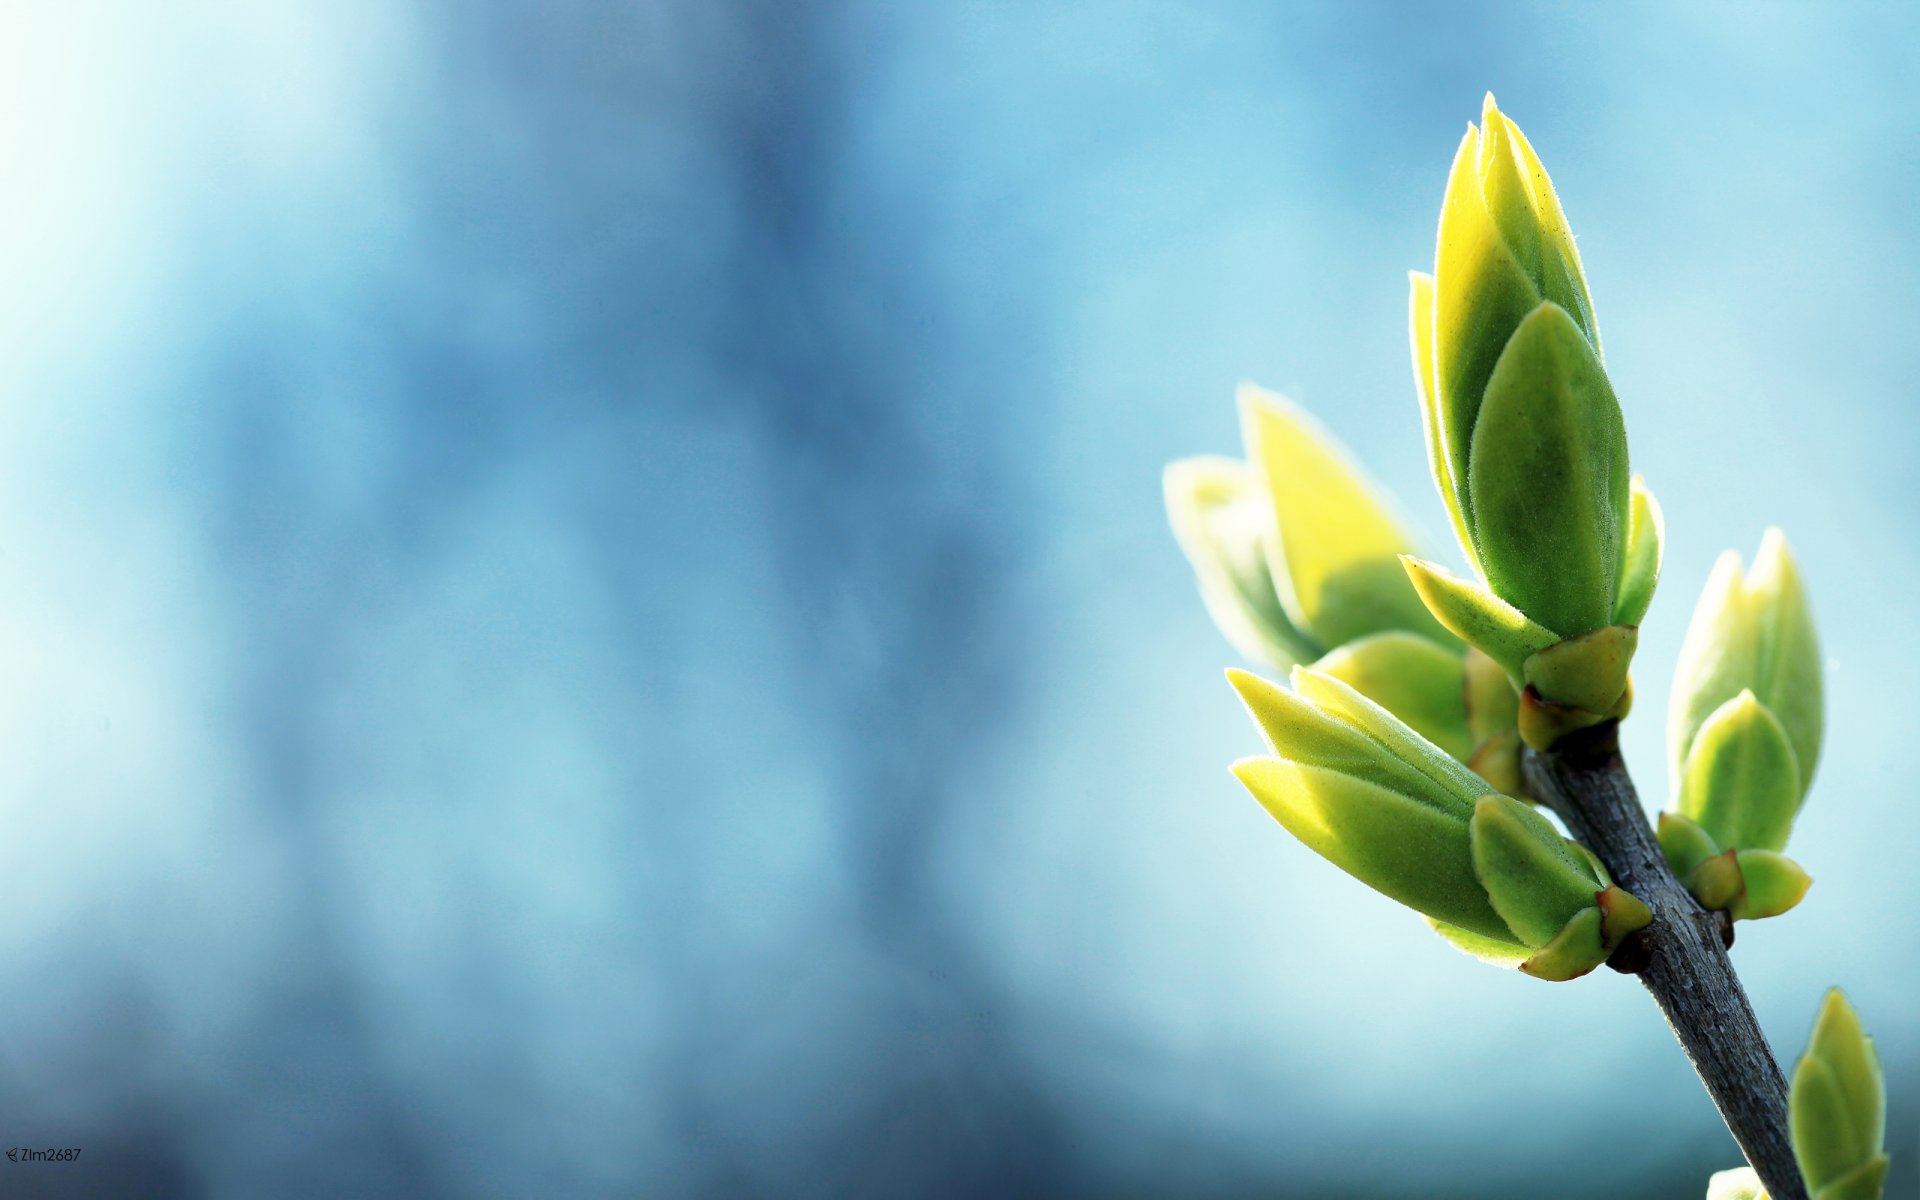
(1462, 645, 1519, 742)
(1225, 669, 1513, 942)
(1657, 811, 1721, 878)
(1730, 851, 1812, 922)
(1517, 906, 1608, 982)
(1790, 990, 1888, 1200)
(1522, 624, 1636, 716)
(1671, 531, 1821, 801)
(1466, 730, 1524, 796)
(1685, 850, 1745, 913)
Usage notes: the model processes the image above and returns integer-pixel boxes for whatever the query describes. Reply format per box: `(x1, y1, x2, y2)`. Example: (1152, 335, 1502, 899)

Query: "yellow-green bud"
(1227, 667, 1508, 940)
(1660, 813, 1813, 923)
(1663, 531, 1823, 911)
(1670, 530, 1822, 809)
(1407, 97, 1655, 744)
(1791, 990, 1888, 1200)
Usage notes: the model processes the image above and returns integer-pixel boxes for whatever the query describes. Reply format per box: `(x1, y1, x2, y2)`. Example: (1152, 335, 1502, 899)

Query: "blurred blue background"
(0, 2, 1913, 1197)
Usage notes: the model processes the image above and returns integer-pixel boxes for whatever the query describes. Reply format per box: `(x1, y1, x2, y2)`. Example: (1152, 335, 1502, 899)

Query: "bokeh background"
(0, 2, 1913, 1197)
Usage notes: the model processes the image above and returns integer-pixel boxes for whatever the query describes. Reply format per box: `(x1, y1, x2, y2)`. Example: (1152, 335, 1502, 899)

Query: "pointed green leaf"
(1226, 669, 1476, 817)
(1231, 756, 1512, 940)
(1615, 475, 1664, 626)
(1478, 97, 1546, 287)
(1470, 793, 1603, 946)
(1310, 633, 1474, 761)
(1432, 124, 1540, 537)
(1164, 456, 1320, 667)
(1749, 529, 1823, 797)
(1679, 691, 1801, 853)
(1401, 555, 1558, 682)
(1466, 301, 1630, 638)
(1431, 98, 1600, 550)
(1494, 100, 1599, 346)
(1238, 386, 1454, 649)
(1289, 666, 1493, 808)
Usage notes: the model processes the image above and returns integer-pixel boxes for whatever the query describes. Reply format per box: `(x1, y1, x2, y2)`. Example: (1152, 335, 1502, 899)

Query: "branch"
(1523, 723, 1807, 1200)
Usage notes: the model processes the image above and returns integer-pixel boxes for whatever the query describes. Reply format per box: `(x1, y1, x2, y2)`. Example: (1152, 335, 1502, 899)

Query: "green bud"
(1164, 455, 1318, 668)
(1229, 667, 1486, 809)
(1666, 818, 1813, 923)
(1425, 95, 1600, 547)
(1657, 811, 1721, 878)
(1685, 850, 1745, 913)
(1679, 690, 1802, 854)
(1226, 666, 1648, 975)
(1410, 97, 1646, 743)
(1466, 730, 1525, 797)
(1704, 1167, 1767, 1200)
(1310, 632, 1472, 761)
(1791, 990, 1888, 1200)
(1238, 386, 1456, 649)
(1663, 531, 1823, 902)
(1671, 530, 1822, 800)
(1470, 793, 1605, 947)
(1227, 668, 1508, 939)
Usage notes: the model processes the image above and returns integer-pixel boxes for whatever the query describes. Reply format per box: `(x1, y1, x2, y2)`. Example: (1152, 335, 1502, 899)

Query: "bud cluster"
(1659, 530, 1821, 923)
(1230, 667, 1648, 980)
